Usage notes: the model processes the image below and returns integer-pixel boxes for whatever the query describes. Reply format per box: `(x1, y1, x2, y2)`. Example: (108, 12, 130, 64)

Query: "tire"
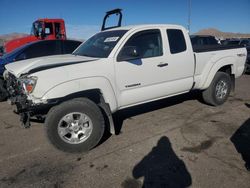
(202, 72, 232, 106)
(0, 79, 7, 102)
(45, 98, 105, 153)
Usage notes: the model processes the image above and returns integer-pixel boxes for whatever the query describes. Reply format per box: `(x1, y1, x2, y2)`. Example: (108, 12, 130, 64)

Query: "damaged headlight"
(3, 70, 9, 80)
(19, 76, 38, 94)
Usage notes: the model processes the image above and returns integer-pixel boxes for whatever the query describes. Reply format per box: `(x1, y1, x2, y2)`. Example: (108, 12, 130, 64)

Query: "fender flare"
(40, 76, 118, 112)
(200, 56, 236, 90)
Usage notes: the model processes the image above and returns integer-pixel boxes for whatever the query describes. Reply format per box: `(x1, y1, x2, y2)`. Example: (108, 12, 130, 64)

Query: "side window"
(167, 29, 186, 54)
(45, 22, 53, 36)
(63, 40, 82, 54)
(206, 37, 217, 45)
(15, 51, 27, 61)
(55, 23, 61, 39)
(18, 41, 60, 59)
(203, 37, 209, 45)
(197, 38, 203, 45)
(122, 29, 163, 59)
(240, 40, 250, 46)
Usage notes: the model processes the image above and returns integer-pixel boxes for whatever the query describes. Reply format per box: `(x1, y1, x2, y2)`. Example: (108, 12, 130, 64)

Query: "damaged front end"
(5, 72, 48, 128)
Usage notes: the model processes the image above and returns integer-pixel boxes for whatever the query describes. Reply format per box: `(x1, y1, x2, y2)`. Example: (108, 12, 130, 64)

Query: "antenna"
(188, 0, 191, 32)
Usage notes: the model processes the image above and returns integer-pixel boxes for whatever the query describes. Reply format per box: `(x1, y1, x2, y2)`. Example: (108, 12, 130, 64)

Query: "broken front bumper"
(6, 73, 53, 128)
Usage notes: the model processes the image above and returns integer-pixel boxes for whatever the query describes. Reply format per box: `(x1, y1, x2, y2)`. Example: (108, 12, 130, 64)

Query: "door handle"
(157, 63, 168, 67)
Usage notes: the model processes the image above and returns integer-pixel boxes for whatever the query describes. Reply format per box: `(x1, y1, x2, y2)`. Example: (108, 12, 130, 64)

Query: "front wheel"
(45, 98, 105, 153)
(202, 72, 232, 106)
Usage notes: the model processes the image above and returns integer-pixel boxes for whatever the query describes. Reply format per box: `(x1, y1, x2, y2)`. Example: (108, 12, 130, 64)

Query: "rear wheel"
(202, 72, 232, 106)
(0, 79, 7, 102)
(45, 98, 105, 153)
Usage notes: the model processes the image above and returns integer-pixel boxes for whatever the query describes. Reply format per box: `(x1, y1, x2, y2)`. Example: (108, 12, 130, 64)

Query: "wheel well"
(218, 65, 232, 74)
(218, 65, 235, 93)
(61, 89, 102, 104)
(78, 89, 102, 104)
(57, 89, 115, 134)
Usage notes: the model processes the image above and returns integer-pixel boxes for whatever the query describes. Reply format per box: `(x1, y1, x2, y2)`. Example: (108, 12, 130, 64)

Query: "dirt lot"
(0, 75, 249, 188)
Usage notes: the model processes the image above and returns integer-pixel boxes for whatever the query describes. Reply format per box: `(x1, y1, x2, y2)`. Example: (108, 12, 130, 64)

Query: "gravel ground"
(0, 74, 249, 188)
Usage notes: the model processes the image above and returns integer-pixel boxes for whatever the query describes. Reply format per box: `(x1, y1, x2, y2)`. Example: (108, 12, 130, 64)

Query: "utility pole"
(188, 0, 191, 32)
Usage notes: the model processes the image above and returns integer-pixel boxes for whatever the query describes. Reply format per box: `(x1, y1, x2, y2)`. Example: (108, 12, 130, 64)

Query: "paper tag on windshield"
(104, 37, 119, 42)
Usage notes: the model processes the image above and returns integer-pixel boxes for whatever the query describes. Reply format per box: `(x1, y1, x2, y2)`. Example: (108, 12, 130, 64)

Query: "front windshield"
(73, 30, 128, 58)
(30, 21, 43, 36)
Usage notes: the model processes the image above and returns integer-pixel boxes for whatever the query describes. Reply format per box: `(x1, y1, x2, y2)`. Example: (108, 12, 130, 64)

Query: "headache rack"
(101, 8, 123, 31)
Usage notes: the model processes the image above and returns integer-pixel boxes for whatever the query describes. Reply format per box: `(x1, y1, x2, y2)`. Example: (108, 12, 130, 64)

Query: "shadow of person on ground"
(132, 136, 192, 188)
(231, 106, 250, 171)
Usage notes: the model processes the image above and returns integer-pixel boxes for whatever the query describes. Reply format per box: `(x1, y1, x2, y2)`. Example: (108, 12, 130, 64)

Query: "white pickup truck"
(4, 10, 247, 153)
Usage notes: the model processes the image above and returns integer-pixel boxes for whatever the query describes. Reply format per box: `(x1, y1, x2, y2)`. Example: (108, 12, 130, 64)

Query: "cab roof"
(107, 24, 186, 32)
(35, 18, 65, 23)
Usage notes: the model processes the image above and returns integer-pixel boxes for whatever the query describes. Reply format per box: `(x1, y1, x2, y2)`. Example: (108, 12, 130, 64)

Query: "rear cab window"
(166, 29, 187, 54)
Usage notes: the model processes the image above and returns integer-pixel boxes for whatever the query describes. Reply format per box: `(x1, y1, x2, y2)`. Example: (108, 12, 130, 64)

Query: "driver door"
(115, 29, 170, 108)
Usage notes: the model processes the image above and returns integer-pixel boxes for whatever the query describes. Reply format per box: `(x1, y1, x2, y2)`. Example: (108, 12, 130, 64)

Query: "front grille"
(6, 73, 30, 112)
(6, 73, 23, 99)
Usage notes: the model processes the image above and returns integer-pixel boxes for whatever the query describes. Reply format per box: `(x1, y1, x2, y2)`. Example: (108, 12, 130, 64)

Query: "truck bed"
(192, 44, 244, 53)
(193, 46, 246, 90)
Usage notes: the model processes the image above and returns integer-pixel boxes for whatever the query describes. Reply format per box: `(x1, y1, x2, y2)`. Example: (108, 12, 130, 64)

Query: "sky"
(0, 0, 249, 40)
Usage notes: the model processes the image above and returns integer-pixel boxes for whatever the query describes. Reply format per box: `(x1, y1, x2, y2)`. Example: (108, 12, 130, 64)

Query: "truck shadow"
(98, 91, 201, 146)
(230, 103, 250, 171)
(122, 136, 192, 188)
(30, 91, 202, 146)
(113, 91, 202, 135)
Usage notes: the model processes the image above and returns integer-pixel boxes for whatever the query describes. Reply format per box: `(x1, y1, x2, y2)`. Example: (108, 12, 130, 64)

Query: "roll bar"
(101, 8, 123, 31)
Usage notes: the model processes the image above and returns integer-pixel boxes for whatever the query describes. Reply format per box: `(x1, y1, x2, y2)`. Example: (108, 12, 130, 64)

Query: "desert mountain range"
(0, 33, 28, 46)
(194, 28, 250, 39)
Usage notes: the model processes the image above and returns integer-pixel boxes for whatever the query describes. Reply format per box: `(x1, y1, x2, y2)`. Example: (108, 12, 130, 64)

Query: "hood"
(5, 54, 99, 77)
(4, 35, 37, 53)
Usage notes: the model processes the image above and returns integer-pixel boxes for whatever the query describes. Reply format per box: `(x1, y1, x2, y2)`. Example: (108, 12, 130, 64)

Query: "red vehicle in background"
(2, 18, 66, 54)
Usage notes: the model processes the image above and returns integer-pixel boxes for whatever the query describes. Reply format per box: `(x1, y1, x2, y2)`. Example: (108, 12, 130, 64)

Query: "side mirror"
(117, 46, 140, 61)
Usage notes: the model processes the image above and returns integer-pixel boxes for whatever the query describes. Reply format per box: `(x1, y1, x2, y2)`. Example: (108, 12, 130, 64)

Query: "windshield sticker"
(104, 37, 120, 42)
